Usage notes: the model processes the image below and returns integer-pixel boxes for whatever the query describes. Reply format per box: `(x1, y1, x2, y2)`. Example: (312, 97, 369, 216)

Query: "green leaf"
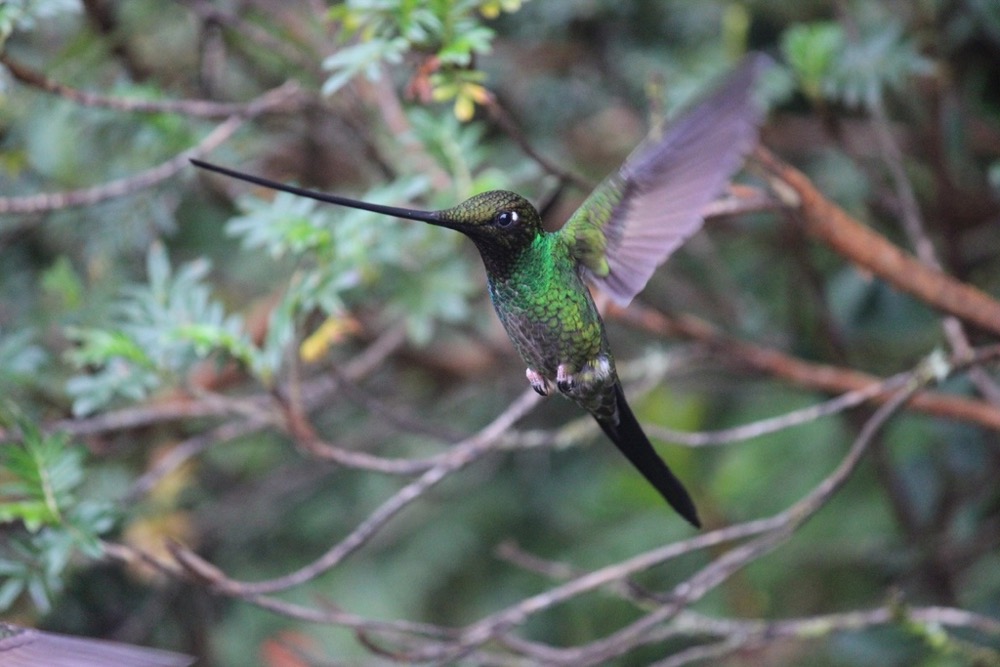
(0, 417, 117, 613)
(438, 26, 495, 65)
(41, 256, 84, 310)
(0, 329, 46, 380)
(0, 501, 56, 532)
(781, 22, 843, 101)
(321, 37, 410, 95)
(66, 327, 154, 368)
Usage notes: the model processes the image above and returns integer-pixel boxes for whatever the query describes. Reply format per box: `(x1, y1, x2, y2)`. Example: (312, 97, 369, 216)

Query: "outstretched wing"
(563, 53, 770, 305)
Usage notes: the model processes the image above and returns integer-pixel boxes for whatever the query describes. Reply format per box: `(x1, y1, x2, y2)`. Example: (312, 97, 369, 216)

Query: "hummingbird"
(192, 54, 768, 528)
(0, 622, 194, 667)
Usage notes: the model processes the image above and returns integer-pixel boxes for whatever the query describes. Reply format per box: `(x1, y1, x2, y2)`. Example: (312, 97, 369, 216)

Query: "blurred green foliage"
(1, 0, 999, 665)
(782, 18, 931, 109)
(0, 414, 115, 613)
(65, 244, 257, 414)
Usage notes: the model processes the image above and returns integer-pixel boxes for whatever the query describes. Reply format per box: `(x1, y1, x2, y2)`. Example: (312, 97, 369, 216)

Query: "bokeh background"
(2, 1, 1000, 665)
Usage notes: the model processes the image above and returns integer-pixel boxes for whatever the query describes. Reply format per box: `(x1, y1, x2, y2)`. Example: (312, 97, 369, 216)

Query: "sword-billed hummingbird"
(192, 54, 769, 528)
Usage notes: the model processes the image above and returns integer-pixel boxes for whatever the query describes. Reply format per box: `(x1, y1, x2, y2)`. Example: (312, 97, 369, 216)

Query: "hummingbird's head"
(435, 190, 542, 273)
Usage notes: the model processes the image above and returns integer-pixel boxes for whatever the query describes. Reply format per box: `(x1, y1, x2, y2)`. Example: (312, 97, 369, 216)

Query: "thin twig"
(0, 83, 303, 215)
(123, 416, 270, 502)
(170, 389, 542, 595)
(527, 363, 934, 666)
(612, 304, 1000, 432)
(176, 0, 317, 69)
(124, 325, 410, 497)
(482, 95, 593, 192)
(646, 371, 912, 446)
(413, 350, 987, 664)
(292, 436, 452, 475)
(650, 636, 748, 667)
(403, 514, 785, 662)
(869, 98, 1000, 404)
(648, 604, 1000, 667)
(0, 53, 305, 117)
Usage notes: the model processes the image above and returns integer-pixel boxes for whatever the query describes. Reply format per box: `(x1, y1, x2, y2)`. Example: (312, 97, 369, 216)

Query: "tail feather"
(596, 384, 701, 528)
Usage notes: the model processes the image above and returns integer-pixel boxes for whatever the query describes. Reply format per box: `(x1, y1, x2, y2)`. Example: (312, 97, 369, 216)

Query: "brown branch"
(867, 100, 1000, 404)
(125, 325, 410, 497)
(169, 389, 543, 596)
(0, 397, 237, 443)
(647, 605, 1000, 667)
(482, 95, 594, 192)
(119, 350, 995, 664)
(0, 82, 303, 215)
(123, 417, 270, 503)
(651, 636, 747, 667)
(176, 0, 318, 70)
(754, 146, 1000, 338)
(291, 434, 451, 475)
(611, 303, 1000, 432)
(495, 540, 666, 608)
(402, 515, 785, 662)
(491, 365, 931, 666)
(0, 53, 306, 118)
(644, 371, 913, 446)
(104, 539, 458, 641)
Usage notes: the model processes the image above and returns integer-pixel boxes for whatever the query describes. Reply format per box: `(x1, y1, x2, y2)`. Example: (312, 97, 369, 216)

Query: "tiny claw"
(556, 363, 575, 393)
(526, 368, 551, 396)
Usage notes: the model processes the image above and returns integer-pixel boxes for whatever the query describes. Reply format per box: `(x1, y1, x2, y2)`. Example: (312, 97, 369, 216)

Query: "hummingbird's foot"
(557, 356, 614, 395)
(526, 368, 552, 396)
(556, 363, 576, 393)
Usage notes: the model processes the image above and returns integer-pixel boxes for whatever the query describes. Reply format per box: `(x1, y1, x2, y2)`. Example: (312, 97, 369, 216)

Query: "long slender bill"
(190, 159, 443, 225)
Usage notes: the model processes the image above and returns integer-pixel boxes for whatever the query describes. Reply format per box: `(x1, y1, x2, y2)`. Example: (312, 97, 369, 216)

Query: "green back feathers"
(561, 176, 623, 279)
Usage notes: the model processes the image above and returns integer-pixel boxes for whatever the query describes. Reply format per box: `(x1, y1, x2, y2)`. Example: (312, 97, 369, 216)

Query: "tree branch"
(169, 389, 542, 596)
(0, 82, 303, 215)
(754, 146, 1000, 338)
(612, 304, 1000, 432)
(0, 53, 305, 117)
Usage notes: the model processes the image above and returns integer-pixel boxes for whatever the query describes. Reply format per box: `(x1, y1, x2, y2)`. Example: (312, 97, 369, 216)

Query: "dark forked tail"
(596, 384, 701, 528)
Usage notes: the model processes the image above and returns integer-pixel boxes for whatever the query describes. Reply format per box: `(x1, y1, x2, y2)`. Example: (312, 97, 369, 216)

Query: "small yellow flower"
(480, 0, 523, 19)
(453, 82, 491, 121)
(299, 315, 362, 362)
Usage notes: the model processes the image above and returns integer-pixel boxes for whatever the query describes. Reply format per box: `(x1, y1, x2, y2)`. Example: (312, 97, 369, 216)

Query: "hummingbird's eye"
(495, 210, 518, 228)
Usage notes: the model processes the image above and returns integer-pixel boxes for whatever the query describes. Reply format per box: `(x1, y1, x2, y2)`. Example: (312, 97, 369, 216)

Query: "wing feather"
(564, 53, 770, 305)
(0, 623, 193, 667)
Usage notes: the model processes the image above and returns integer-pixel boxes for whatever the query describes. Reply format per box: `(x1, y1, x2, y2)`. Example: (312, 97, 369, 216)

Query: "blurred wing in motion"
(565, 53, 770, 305)
(0, 622, 194, 667)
